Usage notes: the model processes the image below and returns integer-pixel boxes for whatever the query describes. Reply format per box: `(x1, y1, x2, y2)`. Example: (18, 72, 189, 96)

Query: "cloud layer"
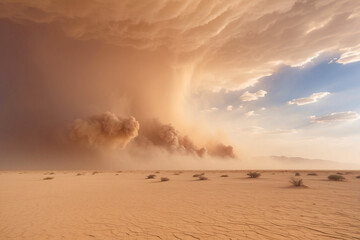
(310, 111, 360, 123)
(1, 0, 360, 91)
(288, 92, 330, 105)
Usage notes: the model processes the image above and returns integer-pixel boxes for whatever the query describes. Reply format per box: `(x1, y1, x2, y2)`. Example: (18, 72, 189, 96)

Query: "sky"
(0, 0, 359, 169)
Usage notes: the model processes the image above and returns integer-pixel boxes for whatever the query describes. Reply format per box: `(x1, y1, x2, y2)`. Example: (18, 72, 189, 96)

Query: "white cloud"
(242, 126, 297, 135)
(202, 107, 218, 113)
(237, 105, 243, 110)
(226, 105, 233, 111)
(260, 107, 266, 111)
(240, 90, 267, 102)
(245, 111, 257, 117)
(288, 92, 330, 106)
(310, 111, 360, 123)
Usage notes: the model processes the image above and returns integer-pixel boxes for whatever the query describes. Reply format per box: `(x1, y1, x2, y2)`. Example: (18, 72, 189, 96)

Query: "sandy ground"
(0, 170, 359, 240)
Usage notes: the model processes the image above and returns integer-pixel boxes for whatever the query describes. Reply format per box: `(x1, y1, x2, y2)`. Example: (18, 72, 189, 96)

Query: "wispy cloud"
(244, 111, 257, 117)
(202, 107, 218, 113)
(288, 92, 330, 106)
(242, 126, 298, 135)
(310, 111, 360, 123)
(226, 105, 233, 111)
(240, 90, 267, 102)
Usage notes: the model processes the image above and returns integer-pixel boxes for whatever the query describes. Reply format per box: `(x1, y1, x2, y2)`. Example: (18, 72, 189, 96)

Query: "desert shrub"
(295, 172, 300, 176)
(92, 171, 99, 175)
(160, 177, 169, 182)
(155, 171, 160, 173)
(44, 172, 55, 175)
(43, 177, 54, 180)
(336, 172, 344, 175)
(290, 178, 305, 187)
(220, 174, 229, 177)
(198, 176, 208, 181)
(307, 173, 318, 176)
(328, 174, 345, 181)
(356, 176, 360, 179)
(76, 173, 83, 176)
(193, 174, 200, 177)
(247, 172, 261, 178)
(146, 174, 156, 179)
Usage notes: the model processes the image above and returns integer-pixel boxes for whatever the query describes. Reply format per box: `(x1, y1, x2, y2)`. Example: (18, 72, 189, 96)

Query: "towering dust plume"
(69, 112, 139, 149)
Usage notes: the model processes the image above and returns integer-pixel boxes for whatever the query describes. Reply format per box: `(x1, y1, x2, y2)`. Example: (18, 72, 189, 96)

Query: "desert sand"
(0, 171, 359, 239)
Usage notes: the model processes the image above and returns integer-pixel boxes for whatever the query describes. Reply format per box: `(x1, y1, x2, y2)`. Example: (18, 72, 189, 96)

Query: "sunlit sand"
(1, 170, 359, 239)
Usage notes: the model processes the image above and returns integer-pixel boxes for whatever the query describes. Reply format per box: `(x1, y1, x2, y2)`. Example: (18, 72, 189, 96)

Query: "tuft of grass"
(295, 172, 300, 176)
(198, 176, 208, 181)
(220, 174, 229, 177)
(146, 174, 156, 179)
(155, 171, 160, 174)
(43, 177, 54, 180)
(160, 177, 169, 182)
(193, 174, 200, 177)
(76, 173, 83, 176)
(247, 172, 261, 178)
(328, 174, 345, 181)
(307, 173, 318, 176)
(290, 177, 305, 187)
(92, 171, 99, 175)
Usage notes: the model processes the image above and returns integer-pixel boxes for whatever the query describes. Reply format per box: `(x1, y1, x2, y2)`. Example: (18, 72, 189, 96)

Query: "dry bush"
(290, 178, 305, 187)
(155, 171, 160, 173)
(193, 174, 200, 177)
(160, 177, 169, 182)
(336, 172, 344, 175)
(44, 172, 55, 175)
(220, 174, 229, 177)
(146, 174, 156, 179)
(328, 174, 345, 181)
(356, 176, 360, 179)
(247, 172, 261, 178)
(92, 171, 99, 175)
(295, 172, 300, 176)
(307, 173, 318, 176)
(198, 176, 208, 181)
(43, 177, 54, 180)
(76, 173, 83, 176)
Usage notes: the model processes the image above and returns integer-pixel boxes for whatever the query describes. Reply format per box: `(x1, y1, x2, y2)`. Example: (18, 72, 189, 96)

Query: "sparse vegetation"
(295, 172, 300, 176)
(247, 172, 261, 178)
(356, 176, 360, 179)
(290, 178, 305, 187)
(336, 172, 344, 175)
(160, 177, 169, 182)
(307, 173, 318, 176)
(146, 174, 156, 179)
(193, 174, 201, 177)
(44, 172, 55, 175)
(76, 173, 83, 176)
(92, 171, 99, 175)
(198, 176, 208, 181)
(43, 177, 54, 180)
(155, 171, 160, 174)
(328, 174, 345, 181)
(220, 174, 229, 177)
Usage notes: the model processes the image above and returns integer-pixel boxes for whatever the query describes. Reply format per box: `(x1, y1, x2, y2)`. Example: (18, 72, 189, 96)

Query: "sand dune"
(0, 171, 359, 239)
